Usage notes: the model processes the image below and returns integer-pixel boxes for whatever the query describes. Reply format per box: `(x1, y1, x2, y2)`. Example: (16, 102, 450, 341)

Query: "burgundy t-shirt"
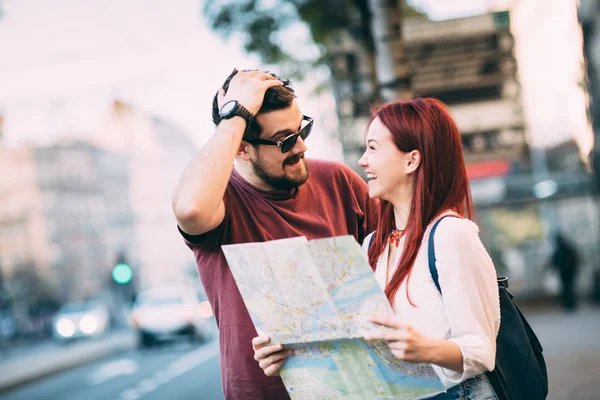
(179, 159, 378, 400)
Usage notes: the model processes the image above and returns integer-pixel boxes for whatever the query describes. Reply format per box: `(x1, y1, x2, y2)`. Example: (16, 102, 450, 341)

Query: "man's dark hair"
(211, 68, 296, 138)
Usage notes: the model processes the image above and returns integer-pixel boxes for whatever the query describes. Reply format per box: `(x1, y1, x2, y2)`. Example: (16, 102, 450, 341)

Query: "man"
(172, 69, 377, 399)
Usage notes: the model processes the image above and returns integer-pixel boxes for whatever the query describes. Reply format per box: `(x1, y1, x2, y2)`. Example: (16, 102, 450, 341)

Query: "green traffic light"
(112, 263, 133, 284)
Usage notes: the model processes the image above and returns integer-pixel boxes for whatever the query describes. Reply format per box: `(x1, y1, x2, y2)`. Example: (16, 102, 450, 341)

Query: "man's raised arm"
(172, 71, 283, 236)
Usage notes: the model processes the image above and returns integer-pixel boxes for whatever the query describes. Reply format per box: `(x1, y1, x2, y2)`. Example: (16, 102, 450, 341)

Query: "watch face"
(220, 100, 238, 116)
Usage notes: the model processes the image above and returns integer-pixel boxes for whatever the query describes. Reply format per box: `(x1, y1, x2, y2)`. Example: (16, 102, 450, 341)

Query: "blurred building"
(0, 142, 133, 304)
(406, 12, 527, 172)
(0, 148, 45, 281)
(94, 101, 199, 289)
(0, 109, 4, 141)
(579, 0, 600, 302)
(328, 5, 599, 298)
(0, 99, 199, 311)
(328, 11, 528, 180)
(580, 0, 600, 190)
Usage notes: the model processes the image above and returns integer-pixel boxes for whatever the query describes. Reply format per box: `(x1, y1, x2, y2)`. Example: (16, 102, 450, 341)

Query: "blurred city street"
(0, 336, 224, 400)
(1, 0, 600, 399)
(0, 329, 137, 391)
(0, 301, 598, 399)
(522, 302, 600, 400)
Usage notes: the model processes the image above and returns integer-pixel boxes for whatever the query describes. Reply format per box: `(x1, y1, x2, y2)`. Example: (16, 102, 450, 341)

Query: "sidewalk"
(0, 330, 137, 392)
(520, 301, 600, 400)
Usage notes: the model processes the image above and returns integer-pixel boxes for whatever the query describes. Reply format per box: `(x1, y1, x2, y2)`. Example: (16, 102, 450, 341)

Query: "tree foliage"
(202, 0, 426, 72)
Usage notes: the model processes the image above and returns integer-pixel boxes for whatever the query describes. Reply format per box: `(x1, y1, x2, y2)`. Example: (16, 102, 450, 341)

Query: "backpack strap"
(428, 215, 460, 295)
(368, 233, 374, 249)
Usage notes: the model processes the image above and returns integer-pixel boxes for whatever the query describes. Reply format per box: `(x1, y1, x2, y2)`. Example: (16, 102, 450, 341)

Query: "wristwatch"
(219, 100, 254, 129)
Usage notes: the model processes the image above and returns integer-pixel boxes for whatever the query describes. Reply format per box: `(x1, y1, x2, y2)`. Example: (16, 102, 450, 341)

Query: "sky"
(0, 0, 588, 156)
(0, 0, 259, 148)
(409, 0, 494, 20)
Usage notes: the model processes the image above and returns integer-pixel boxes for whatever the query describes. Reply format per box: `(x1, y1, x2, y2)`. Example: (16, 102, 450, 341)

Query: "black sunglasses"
(243, 116, 314, 153)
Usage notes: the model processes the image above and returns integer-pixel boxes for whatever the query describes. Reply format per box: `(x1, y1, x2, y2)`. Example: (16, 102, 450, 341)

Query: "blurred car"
(132, 285, 213, 347)
(52, 301, 110, 342)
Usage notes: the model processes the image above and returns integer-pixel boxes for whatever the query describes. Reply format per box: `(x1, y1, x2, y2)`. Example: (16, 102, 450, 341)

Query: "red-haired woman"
(252, 98, 500, 399)
(359, 98, 500, 399)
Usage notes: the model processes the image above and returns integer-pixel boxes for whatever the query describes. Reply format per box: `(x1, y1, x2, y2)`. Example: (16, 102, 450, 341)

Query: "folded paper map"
(222, 235, 445, 400)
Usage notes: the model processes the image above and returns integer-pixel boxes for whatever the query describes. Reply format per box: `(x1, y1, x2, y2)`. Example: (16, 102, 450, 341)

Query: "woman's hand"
(364, 315, 437, 363)
(252, 335, 292, 376)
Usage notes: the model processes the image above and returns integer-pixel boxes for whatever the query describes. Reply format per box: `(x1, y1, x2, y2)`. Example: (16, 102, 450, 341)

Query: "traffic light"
(112, 262, 133, 284)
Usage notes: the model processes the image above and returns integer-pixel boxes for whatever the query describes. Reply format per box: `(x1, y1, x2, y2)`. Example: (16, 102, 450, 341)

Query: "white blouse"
(361, 214, 501, 389)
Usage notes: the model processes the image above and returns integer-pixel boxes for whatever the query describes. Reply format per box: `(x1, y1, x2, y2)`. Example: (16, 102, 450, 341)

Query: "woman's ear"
(406, 150, 421, 175)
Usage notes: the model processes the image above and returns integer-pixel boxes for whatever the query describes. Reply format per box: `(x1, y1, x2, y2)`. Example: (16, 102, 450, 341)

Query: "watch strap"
(221, 101, 254, 131)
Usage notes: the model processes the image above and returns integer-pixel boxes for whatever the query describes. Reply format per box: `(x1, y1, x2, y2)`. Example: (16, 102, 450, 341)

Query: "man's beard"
(251, 153, 310, 191)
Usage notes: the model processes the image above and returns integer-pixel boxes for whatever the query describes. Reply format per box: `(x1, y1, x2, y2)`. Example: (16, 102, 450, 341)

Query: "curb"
(0, 331, 137, 393)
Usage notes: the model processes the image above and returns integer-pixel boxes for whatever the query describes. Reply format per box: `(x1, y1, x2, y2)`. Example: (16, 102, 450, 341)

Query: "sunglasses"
(243, 116, 314, 153)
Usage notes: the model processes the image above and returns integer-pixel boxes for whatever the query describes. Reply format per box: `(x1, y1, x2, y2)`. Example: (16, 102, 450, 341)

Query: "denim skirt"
(428, 374, 498, 400)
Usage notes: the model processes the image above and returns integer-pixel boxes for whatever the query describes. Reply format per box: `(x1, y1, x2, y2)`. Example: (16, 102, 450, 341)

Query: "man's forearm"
(172, 118, 246, 231)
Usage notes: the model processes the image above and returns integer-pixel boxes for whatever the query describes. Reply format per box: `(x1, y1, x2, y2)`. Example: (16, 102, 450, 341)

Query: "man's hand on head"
(218, 70, 283, 116)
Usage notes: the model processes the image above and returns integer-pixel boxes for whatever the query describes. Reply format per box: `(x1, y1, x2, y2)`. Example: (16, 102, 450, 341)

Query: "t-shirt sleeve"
(176, 186, 233, 252)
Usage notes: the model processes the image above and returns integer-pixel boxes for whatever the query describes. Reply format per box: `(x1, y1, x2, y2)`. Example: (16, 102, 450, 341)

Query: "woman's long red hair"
(366, 98, 474, 305)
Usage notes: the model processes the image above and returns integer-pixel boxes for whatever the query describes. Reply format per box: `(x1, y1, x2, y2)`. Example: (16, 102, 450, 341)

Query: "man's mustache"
(283, 153, 305, 166)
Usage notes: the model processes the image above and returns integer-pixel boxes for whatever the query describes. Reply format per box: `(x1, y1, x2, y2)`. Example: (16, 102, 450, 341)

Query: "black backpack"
(428, 216, 548, 400)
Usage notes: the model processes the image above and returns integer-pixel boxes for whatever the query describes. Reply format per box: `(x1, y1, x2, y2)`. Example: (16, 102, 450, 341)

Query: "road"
(1, 303, 598, 400)
(0, 339, 224, 400)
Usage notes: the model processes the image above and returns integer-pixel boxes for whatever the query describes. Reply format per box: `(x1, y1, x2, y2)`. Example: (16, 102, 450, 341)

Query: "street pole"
(368, 0, 411, 102)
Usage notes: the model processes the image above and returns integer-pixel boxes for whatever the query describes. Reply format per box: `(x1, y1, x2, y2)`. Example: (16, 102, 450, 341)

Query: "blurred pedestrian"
(551, 232, 580, 312)
(172, 69, 378, 400)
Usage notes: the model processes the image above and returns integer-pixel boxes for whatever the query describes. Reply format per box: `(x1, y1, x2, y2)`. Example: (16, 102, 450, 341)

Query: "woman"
(253, 98, 500, 399)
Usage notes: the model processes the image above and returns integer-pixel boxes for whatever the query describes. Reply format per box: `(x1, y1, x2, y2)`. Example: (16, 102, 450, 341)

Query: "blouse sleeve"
(432, 217, 501, 384)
